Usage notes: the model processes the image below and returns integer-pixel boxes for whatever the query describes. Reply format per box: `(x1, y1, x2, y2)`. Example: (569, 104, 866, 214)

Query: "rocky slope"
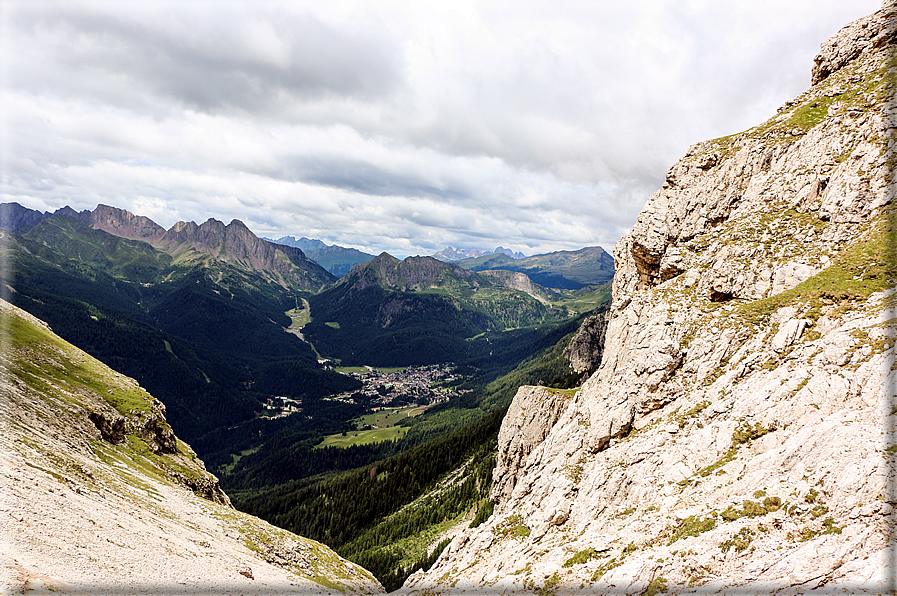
(402, 5, 896, 594)
(0, 299, 383, 595)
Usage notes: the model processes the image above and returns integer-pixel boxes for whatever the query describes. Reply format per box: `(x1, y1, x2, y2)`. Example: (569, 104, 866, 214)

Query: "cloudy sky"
(0, 0, 881, 257)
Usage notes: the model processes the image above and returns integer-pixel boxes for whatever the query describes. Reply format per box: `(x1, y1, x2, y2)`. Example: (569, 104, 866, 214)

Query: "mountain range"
(0, 205, 365, 464)
(0, 198, 605, 483)
(432, 245, 526, 261)
(265, 235, 606, 289)
(304, 252, 569, 366)
(451, 245, 615, 289)
(269, 235, 376, 277)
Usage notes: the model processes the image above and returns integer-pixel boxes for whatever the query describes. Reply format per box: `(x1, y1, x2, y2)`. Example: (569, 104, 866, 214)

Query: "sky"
(0, 1, 883, 258)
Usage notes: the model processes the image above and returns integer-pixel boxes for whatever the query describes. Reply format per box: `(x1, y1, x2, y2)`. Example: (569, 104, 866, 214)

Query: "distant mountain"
(14, 204, 336, 292)
(304, 253, 568, 366)
(271, 235, 329, 252)
(269, 235, 375, 278)
(493, 246, 525, 259)
(432, 246, 490, 261)
(453, 246, 615, 289)
(432, 246, 525, 261)
(0, 201, 52, 233)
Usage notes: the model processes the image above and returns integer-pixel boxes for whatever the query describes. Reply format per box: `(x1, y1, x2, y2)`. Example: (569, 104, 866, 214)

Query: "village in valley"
(261, 363, 464, 420)
(332, 363, 463, 408)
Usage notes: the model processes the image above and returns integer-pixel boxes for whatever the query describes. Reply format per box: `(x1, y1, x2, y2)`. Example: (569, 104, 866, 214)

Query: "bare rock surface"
(0, 300, 383, 595)
(563, 313, 608, 373)
(401, 5, 897, 594)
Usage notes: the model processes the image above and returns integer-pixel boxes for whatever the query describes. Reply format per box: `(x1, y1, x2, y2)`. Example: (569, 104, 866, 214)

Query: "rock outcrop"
(490, 387, 574, 504)
(0, 299, 383, 594)
(402, 5, 896, 594)
(477, 269, 559, 302)
(563, 312, 608, 372)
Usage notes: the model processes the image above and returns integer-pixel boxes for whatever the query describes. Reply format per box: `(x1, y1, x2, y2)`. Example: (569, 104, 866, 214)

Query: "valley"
(3, 4, 893, 594)
(0, 199, 605, 590)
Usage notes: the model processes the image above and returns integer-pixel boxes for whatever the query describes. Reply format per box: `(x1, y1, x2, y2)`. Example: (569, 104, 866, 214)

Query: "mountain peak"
(272, 236, 330, 252)
(89, 204, 166, 242)
(432, 246, 490, 261)
(493, 246, 525, 259)
(373, 251, 400, 262)
(0, 202, 52, 233)
(342, 252, 475, 293)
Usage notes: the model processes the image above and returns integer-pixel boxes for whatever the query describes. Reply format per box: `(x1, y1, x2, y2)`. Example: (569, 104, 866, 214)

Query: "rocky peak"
(493, 246, 525, 259)
(432, 246, 490, 261)
(0, 202, 52, 233)
(169, 219, 198, 235)
(61, 209, 337, 292)
(88, 204, 166, 242)
(343, 253, 480, 293)
(812, 3, 897, 84)
(272, 235, 330, 252)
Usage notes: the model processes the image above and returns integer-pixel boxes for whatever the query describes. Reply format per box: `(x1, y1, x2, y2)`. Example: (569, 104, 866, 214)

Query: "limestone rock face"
(563, 312, 608, 372)
(0, 299, 383, 594)
(401, 5, 896, 594)
(490, 386, 573, 504)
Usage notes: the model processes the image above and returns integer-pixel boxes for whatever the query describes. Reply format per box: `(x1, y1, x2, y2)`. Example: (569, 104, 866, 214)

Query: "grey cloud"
(1, 0, 882, 257)
(273, 157, 473, 201)
(9, 7, 404, 115)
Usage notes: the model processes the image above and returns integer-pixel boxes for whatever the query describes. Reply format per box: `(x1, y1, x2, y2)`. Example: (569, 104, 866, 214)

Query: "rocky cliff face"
(402, 5, 896, 594)
(88, 203, 167, 242)
(0, 202, 51, 233)
(563, 312, 608, 373)
(0, 299, 382, 594)
(477, 269, 559, 303)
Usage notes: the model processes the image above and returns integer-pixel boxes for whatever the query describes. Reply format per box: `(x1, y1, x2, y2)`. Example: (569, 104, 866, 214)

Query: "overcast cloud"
(0, 0, 882, 256)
